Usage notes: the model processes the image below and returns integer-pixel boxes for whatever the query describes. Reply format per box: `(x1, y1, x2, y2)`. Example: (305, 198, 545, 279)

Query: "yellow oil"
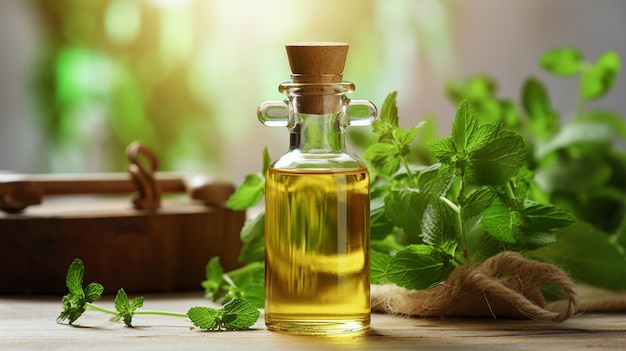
(264, 167, 370, 335)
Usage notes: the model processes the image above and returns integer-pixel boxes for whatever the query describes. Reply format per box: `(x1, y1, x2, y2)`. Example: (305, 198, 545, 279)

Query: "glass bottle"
(257, 42, 377, 335)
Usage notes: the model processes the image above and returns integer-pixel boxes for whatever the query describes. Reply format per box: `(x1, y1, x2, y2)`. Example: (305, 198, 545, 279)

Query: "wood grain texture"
(1, 293, 625, 350)
(0, 199, 244, 294)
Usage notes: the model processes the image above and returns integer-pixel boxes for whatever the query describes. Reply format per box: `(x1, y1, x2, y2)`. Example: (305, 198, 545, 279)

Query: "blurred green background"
(1, 0, 625, 185)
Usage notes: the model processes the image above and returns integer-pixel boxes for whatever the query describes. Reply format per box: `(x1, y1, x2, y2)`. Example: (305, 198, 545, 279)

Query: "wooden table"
(2, 292, 625, 350)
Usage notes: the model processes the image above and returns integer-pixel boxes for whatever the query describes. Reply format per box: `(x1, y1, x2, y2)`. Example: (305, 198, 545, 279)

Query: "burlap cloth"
(371, 251, 626, 322)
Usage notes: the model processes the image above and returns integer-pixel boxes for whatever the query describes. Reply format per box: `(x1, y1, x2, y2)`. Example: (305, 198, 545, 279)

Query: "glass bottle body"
(265, 161, 370, 334)
(260, 84, 374, 334)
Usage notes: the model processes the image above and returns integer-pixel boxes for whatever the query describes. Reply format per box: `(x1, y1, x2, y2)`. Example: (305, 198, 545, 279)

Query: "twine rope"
(372, 252, 578, 322)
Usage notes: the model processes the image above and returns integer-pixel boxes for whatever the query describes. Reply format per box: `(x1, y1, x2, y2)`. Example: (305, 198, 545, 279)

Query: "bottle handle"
(346, 100, 377, 126)
(258, 100, 289, 127)
(258, 100, 377, 127)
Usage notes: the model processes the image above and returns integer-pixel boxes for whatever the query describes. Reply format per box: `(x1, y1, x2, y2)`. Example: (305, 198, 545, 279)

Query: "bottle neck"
(289, 112, 346, 153)
(281, 82, 353, 154)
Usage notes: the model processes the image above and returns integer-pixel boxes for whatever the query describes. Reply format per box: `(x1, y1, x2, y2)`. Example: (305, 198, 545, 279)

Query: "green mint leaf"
(84, 282, 104, 303)
(540, 47, 583, 76)
(393, 123, 422, 148)
(420, 199, 457, 250)
(363, 142, 401, 176)
(228, 261, 265, 286)
(384, 188, 425, 238)
(369, 91, 399, 142)
(237, 212, 265, 263)
(481, 196, 520, 243)
(130, 296, 144, 311)
(237, 230, 265, 264)
(449, 101, 495, 157)
(187, 306, 221, 330)
(370, 197, 395, 240)
(202, 257, 225, 301)
(520, 231, 556, 250)
(380, 91, 399, 128)
(469, 132, 526, 185)
(228, 147, 270, 211)
(370, 250, 392, 285)
(521, 77, 559, 137)
(427, 136, 455, 163)
(220, 298, 261, 330)
(520, 201, 577, 232)
(114, 288, 143, 327)
(506, 167, 536, 207)
(581, 50, 621, 101)
(114, 289, 129, 324)
(452, 100, 478, 154)
(462, 186, 495, 220)
(226, 173, 264, 211)
(371, 234, 406, 254)
(261, 147, 271, 175)
(385, 165, 456, 246)
(188, 299, 260, 331)
(467, 123, 498, 155)
(240, 211, 264, 243)
(66, 259, 85, 297)
(371, 120, 395, 142)
(419, 164, 455, 198)
(386, 245, 453, 290)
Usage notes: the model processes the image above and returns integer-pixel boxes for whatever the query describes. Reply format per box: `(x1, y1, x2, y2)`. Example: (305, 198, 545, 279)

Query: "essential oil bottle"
(257, 42, 377, 335)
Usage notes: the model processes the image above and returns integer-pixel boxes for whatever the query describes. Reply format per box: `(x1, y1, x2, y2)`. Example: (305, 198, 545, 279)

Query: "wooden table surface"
(2, 292, 625, 350)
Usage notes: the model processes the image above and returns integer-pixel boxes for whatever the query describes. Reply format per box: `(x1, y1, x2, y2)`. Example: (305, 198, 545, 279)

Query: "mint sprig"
(57, 259, 260, 330)
(364, 91, 423, 183)
(113, 288, 144, 327)
(57, 259, 104, 325)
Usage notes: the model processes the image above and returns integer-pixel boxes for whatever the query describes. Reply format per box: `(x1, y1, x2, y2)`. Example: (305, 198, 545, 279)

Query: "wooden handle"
(0, 172, 235, 213)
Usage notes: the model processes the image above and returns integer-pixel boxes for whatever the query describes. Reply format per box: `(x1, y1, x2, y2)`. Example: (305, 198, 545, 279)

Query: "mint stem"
(391, 133, 418, 186)
(401, 156, 417, 186)
(135, 311, 188, 318)
(458, 171, 470, 261)
(574, 62, 593, 118)
(87, 302, 188, 319)
(86, 303, 118, 316)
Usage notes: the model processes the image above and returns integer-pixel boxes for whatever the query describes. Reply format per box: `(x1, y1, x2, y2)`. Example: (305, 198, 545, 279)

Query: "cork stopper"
(283, 42, 350, 114)
(285, 42, 349, 83)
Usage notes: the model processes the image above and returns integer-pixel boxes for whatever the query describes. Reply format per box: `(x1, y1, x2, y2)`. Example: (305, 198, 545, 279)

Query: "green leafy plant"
(365, 95, 575, 289)
(57, 259, 105, 325)
(57, 259, 260, 330)
(445, 48, 626, 290)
